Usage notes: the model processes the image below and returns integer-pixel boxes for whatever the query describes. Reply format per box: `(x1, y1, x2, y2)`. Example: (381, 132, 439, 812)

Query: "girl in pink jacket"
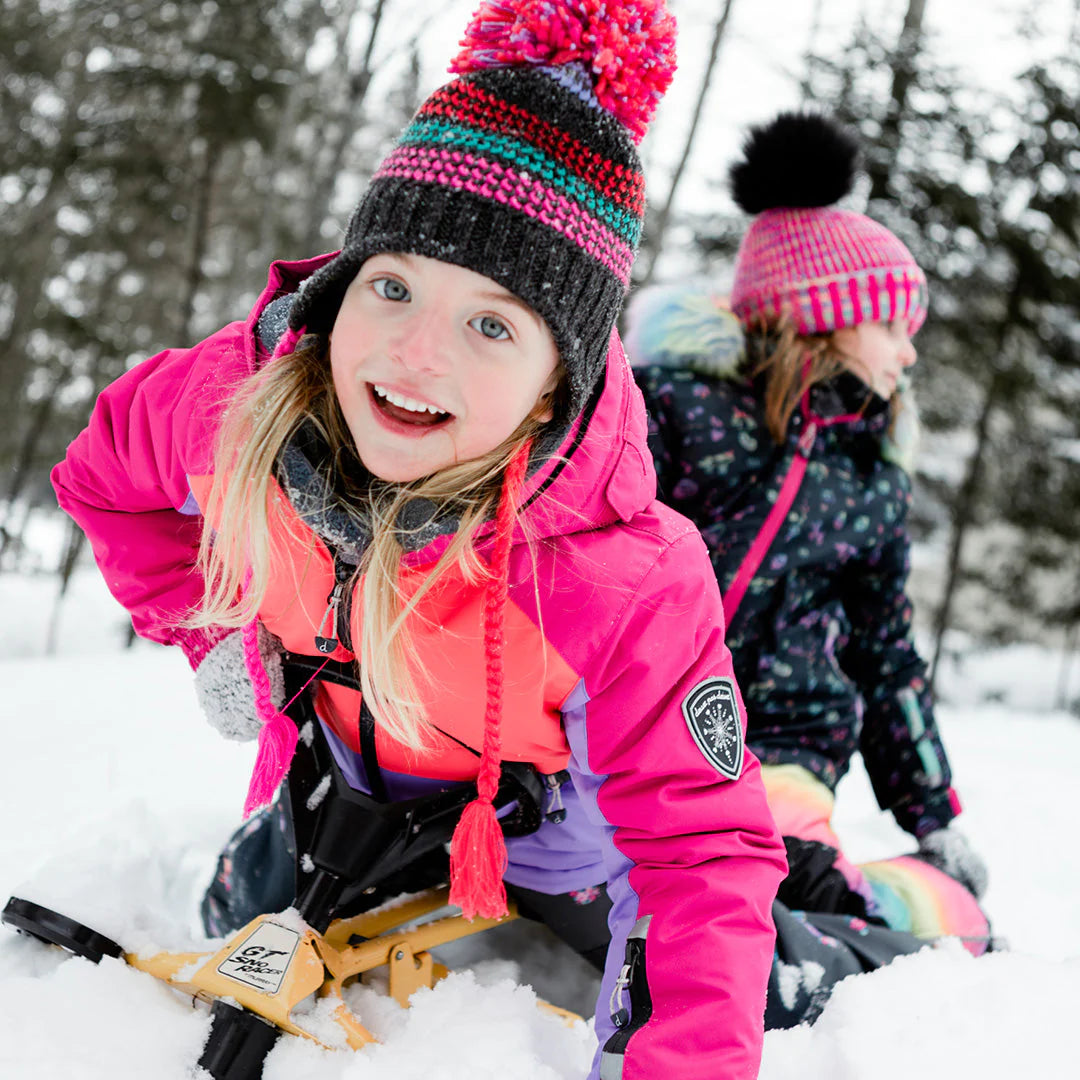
(51, 2, 786, 1078)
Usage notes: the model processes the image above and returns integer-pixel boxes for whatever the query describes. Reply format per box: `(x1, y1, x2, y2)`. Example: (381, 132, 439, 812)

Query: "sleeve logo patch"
(681, 677, 744, 780)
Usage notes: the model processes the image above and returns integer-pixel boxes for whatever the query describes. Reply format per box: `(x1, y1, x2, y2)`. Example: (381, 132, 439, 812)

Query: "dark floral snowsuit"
(634, 365, 958, 839)
(633, 361, 991, 1026)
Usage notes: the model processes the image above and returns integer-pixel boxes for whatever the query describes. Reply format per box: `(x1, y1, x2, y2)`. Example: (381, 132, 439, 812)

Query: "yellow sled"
(3, 658, 579, 1075)
(3, 885, 579, 1076)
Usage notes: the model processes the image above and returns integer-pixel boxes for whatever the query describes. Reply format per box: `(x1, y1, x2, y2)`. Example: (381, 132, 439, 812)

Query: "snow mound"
(760, 942, 1079, 1079)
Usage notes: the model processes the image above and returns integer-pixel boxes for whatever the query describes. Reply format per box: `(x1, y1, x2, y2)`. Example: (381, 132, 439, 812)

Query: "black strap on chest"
(284, 653, 390, 801)
(278, 656, 545, 932)
(358, 700, 388, 802)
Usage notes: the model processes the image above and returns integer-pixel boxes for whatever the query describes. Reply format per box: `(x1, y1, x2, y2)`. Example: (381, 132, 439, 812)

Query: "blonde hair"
(191, 334, 561, 750)
(745, 317, 899, 444)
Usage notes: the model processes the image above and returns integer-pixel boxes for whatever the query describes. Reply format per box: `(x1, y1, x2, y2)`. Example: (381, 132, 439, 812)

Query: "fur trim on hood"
(624, 282, 744, 378)
(881, 375, 920, 474)
(626, 283, 921, 473)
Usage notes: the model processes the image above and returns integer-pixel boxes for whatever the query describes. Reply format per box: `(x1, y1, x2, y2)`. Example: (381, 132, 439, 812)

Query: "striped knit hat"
(728, 112, 928, 336)
(289, 0, 678, 423)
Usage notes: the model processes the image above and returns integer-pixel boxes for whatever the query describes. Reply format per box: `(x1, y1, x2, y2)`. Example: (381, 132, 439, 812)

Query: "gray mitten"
(193, 623, 285, 741)
(918, 827, 989, 900)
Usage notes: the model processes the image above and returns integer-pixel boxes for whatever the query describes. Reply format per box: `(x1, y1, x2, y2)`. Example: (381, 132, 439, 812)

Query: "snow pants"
(761, 763, 992, 1029)
(200, 789, 612, 972)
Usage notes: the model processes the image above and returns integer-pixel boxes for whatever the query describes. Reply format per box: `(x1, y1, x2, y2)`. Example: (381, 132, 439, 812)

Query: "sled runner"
(3, 657, 580, 1078)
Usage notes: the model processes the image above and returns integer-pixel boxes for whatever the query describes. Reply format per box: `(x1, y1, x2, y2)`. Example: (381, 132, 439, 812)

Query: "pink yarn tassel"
(243, 710, 299, 819)
(240, 615, 299, 818)
(448, 441, 531, 919)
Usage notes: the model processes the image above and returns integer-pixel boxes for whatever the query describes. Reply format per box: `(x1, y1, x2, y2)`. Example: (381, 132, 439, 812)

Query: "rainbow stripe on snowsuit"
(762, 763, 989, 955)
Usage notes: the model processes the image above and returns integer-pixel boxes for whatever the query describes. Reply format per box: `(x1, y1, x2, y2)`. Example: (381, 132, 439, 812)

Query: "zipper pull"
(543, 770, 569, 824)
(609, 960, 632, 1028)
(797, 420, 818, 458)
(314, 581, 344, 654)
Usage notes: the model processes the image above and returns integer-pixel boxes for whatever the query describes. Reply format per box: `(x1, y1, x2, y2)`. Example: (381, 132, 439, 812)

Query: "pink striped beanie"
(728, 113, 928, 336)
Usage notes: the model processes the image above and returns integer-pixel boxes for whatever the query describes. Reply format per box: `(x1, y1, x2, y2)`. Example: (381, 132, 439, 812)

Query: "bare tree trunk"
(177, 138, 224, 344)
(257, 83, 307, 263)
(45, 517, 87, 655)
(254, 3, 339, 265)
(928, 372, 1001, 689)
(0, 57, 88, 414)
(301, 0, 388, 246)
(0, 501, 35, 569)
(1056, 618, 1079, 712)
(1055, 551, 1080, 711)
(928, 285, 1018, 690)
(800, 0, 827, 101)
(868, 0, 928, 202)
(634, 0, 737, 286)
(0, 388, 57, 562)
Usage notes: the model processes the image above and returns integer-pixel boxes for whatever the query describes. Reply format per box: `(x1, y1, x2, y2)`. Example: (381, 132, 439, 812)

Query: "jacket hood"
(245, 254, 657, 558)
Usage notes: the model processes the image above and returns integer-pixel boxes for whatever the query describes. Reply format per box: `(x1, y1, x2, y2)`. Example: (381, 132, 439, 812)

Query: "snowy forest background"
(1, 2, 1079, 1077)
(2, 0, 1080, 702)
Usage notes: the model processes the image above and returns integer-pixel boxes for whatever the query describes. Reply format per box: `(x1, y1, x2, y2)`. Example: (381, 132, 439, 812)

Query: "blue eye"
(470, 315, 510, 341)
(373, 277, 409, 302)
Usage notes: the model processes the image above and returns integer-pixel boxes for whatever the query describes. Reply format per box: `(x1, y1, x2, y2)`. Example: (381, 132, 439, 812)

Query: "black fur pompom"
(729, 112, 859, 214)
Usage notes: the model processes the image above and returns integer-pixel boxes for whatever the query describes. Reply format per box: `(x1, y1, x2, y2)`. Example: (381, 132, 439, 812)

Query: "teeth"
(372, 384, 446, 415)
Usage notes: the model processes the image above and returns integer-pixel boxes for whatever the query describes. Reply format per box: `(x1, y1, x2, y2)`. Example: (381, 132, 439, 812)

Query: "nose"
(900, 337, 917, 367)
(389, 307, 452, 375)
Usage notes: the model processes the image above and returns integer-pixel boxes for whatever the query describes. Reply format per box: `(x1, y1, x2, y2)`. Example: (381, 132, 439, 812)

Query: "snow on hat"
(288, 0, 678, 424)
(728, 112, 928, 336)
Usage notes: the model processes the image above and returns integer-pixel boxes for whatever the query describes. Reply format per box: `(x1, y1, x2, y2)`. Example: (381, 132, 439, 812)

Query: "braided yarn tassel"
(240, 589, 298, 818)
(235, 329, 301, 816)
(449, 442, 532, 919)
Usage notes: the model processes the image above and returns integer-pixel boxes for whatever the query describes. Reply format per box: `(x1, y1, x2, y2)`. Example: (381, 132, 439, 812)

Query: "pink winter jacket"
(53, 255, 786, 1080)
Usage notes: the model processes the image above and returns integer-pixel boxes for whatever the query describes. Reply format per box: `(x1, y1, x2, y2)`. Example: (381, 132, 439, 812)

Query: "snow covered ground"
(0, 566, 1077, 1078)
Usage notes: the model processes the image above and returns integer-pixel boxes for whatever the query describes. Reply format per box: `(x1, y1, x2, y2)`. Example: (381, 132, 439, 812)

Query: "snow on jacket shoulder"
(54, 260, 787, 1080)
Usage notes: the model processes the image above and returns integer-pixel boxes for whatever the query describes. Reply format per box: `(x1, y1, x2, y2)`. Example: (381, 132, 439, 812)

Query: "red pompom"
(450, 0, 677, 142)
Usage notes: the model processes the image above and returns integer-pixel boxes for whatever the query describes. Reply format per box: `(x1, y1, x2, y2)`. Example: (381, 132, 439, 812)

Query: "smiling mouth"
(369, 384, 453, 429)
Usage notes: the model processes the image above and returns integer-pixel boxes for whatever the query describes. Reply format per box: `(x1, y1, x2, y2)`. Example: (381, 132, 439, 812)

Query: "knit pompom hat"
(728, 112, 928, 337)
(288, 0, 678, 424)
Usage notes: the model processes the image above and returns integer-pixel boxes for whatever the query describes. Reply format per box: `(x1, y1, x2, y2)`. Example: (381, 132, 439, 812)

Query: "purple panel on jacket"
(319, 717, 451, 801)
(557, 680, 639, 1073)
(505, 678, 607, 891)
(178, 487, 201, 515)
(503, 780, 608, 892)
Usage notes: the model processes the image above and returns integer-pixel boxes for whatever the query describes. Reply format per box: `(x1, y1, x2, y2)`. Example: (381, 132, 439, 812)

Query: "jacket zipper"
(314, 552, 354, 654)
(601, 916, 654, 1066)
(720, 419, 818, 625)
